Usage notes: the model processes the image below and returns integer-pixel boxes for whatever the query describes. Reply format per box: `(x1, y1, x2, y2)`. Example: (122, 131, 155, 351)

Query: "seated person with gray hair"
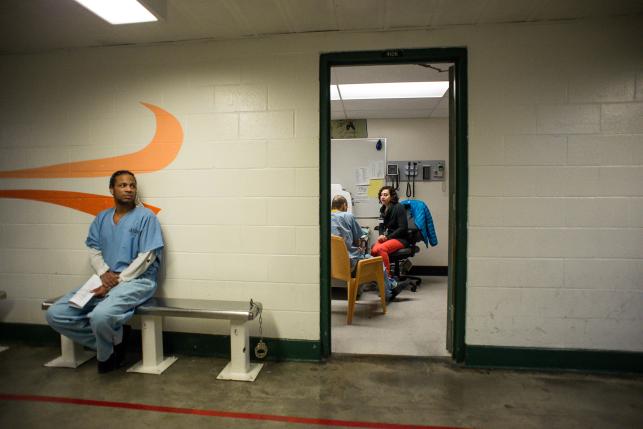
(331, 195, 405, 302)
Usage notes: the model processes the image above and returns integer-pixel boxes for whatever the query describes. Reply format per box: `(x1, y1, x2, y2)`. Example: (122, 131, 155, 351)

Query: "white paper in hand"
(69, 274, 102, 309)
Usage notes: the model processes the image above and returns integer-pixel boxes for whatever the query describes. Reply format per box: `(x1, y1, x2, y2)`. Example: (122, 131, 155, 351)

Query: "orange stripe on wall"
(0, 190, 160, 216)
(0, 102, 183, 179)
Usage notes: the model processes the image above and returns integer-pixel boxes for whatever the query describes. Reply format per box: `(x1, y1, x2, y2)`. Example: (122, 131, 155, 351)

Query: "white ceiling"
(1, 0, 641, 55)
(1, 0, 640, 119)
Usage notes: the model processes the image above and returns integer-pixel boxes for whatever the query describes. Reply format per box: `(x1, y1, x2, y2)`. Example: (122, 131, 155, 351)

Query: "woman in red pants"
(371, 185, 408, 277)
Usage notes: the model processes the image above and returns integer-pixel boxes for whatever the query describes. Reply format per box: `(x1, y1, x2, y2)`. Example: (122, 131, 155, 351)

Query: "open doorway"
(319, 49, 468, 362)
(330, 63, 451, 356)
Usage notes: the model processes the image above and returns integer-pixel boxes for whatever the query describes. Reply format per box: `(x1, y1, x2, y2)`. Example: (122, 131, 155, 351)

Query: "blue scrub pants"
(46, 277, 156, 362)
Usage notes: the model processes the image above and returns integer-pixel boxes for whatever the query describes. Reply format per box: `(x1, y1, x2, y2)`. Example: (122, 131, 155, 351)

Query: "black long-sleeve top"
(379, 202, 408, 245)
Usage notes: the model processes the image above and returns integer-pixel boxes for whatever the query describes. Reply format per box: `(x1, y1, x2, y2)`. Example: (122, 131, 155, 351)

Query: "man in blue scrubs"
(46, 170, 164, 373)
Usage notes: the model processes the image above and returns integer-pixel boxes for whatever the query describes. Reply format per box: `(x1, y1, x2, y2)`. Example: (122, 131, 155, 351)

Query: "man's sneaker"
(387, 280, 409, 303)
(97, 354, 116, 373)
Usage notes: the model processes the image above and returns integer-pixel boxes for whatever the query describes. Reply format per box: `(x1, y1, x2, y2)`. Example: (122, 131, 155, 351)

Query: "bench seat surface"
(137, 298, 261, 321)
(43, 297, 261, 321)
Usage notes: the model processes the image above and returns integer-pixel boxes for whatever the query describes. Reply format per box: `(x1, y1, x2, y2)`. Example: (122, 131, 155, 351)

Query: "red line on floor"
(0, 393, 467, 429)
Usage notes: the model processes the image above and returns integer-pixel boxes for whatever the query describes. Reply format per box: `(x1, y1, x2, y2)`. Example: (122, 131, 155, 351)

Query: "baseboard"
(0, 322, 60, 346)
(408, 265, 448, 276)
(5, 323, 641, 373)
(0, 322, 321, 362)
(466, 345, 643, 374)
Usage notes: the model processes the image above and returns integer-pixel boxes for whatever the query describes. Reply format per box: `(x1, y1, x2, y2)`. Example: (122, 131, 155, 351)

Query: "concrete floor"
(332, 276, 449, 356)
(1, 344, 642, 428)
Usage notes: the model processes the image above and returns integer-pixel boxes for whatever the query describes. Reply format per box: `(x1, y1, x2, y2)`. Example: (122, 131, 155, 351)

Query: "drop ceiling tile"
(385, 0, 440, 28)
(431, 0, 487, 26)
(477, 0, 539, 24)
(279, 0, 337, 32)
(225, 0, 290, 35)
(334, 0, 386, 30)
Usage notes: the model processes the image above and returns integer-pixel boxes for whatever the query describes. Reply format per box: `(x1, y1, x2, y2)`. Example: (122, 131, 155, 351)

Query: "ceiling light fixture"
(73, 0, 159, 25)
(330, 81, 449, 100)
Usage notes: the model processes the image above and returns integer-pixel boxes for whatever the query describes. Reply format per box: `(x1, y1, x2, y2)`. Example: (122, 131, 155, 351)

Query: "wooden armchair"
(330, 235, 387, 324)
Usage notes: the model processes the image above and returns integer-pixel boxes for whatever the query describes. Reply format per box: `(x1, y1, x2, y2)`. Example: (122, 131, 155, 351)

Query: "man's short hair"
(331, 195, 347, 210)
(109, 170, 136, 188)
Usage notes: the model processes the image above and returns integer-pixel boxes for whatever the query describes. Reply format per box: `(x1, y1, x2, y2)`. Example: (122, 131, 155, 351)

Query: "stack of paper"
(69, 274, 102, 309)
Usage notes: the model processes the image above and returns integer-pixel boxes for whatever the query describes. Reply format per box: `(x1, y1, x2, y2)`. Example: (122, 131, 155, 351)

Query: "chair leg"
(347, 279, 358, 324)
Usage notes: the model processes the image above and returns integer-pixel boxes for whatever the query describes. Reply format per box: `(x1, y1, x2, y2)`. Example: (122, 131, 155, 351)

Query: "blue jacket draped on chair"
(400, 199, 438, 248)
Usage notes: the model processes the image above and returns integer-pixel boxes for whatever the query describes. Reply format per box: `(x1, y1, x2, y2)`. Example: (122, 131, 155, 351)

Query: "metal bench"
(41, 297, 264, 382)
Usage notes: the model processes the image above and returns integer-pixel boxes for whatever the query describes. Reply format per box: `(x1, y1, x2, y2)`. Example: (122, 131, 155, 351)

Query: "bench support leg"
(44, 335, 95, 368)
(216, 320, 263, 382)
(127, 315, 177, 374)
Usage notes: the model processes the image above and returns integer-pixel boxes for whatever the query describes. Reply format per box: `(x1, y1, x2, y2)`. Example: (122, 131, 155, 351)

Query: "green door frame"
(319, 48, 468, 362)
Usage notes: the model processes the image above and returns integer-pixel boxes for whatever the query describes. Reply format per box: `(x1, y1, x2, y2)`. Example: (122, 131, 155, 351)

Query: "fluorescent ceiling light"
(331, 82, 449, 100)
(73, 0, 158, 25)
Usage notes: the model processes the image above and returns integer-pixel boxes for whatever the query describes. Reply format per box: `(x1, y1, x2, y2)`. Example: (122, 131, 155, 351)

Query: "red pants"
(371, 239, 405, 275)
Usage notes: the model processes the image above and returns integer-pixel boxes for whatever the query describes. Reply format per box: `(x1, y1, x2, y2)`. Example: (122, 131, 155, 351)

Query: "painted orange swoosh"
(0, 102, 183, 179)
(0, 190, 160, 216)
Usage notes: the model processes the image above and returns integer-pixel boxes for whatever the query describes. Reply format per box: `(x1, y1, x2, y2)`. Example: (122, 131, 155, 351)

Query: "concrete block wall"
(0, 44, 321, 340)
(0, 15, 641, 352)
(466, 18, 643, 350)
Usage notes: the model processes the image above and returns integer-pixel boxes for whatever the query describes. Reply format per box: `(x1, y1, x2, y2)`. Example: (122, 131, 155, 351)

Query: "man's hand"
(100, 271, 120, 288)
(93, 271, 120, 297)
(377, 234, 388, 243)
(91, 284, 111, 298)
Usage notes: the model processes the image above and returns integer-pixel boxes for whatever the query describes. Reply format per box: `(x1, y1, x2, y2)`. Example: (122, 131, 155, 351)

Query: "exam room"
(330, 63, 451, 357)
